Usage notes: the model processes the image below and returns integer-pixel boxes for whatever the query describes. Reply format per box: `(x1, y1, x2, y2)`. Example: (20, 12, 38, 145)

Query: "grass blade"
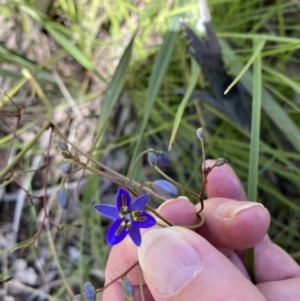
(224, 40, 265, 94)
(44, 23, 105, 82)
(219, 39, 300, 152)
(246, 40, 263, 282)
(96, 36, 135, 134)
(247, 40, 264, 202)
(131, 17, 180, 164)
(169, 59, 199, 150)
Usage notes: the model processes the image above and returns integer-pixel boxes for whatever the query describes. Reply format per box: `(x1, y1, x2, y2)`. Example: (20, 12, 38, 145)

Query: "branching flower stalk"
(0, 105, 224, 300)
(52, 123, 166, 201)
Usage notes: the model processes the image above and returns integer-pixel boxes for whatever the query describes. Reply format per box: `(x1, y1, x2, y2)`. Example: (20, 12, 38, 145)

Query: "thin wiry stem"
(96, 261, 139, 293)
(0, 120, 51, 181)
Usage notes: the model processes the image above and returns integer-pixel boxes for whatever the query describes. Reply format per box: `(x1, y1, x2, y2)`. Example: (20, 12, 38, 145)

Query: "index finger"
(205, 160, 300, 283)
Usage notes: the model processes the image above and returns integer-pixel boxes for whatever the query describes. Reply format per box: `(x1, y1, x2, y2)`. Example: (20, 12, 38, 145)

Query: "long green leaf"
(44, 23, 105, 82)
(169, 59, 199, 150)
(247, 40, 265, 202)
(263, 64, 300, 95)
(224, 40, 265, 94)
(246, 39, 264, 283)
(219, 39, 300, 152)
(131, 17, 180, 164)
(96, 36, 135, 133)
(218, 32, 300, 44)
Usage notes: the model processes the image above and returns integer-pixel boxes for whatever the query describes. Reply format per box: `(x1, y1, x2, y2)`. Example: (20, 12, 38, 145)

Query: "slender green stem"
(96, 261, 139, 293)
(45, 222, 74, 298)
(128, 148, 155, 189)
(146, 205, 173, 226)
(198, 132, 206, 171)
(75, 160, 134, 194)
(22, 69, 53, 118)
(52, 123, 168, 200)
(138, 181, 155, 197)
(60, 166, 82, 187)
(157, 222, 168, 228)
(246, 39, 264, 283)
(139, 266, 145, 301)
(246, 247, 255, 283)
(153, 166, 199, 199)
(184, 214, 205, 230)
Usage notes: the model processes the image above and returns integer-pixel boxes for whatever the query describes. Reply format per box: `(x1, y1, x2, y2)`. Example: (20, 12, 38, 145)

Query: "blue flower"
(93, 188, 156, 246)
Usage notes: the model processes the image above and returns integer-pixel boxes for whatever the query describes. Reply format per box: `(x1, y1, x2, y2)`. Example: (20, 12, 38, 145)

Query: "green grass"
(0, 0, 300, 299)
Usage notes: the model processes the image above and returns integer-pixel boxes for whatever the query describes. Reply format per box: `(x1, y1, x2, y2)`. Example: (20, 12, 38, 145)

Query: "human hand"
(103, 160, 300, 301)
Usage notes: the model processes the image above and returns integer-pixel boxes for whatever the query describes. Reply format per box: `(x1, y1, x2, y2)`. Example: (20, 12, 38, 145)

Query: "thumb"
(138, 227, 265, 301)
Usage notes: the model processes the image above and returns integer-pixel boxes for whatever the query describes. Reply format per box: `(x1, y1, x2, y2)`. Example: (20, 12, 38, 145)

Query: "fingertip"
(205, 160, 247, 201)
(197, 199, 270, 249)
(158, 197, 198, 226)
(138, 228, 203, 297)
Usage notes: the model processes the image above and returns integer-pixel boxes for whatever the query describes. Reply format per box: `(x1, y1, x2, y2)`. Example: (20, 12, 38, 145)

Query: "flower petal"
(130, 193, 150, 211)
(131, 211, 156, 228)
(116, 188, 132, 212)
(148, 152, 158, 166)
(107, 218, 128, 246)
(93, 204, 119, 220)
(128, 227, 142, 246)
(157, 151, 172, 166)
(151, 180, 178, 198)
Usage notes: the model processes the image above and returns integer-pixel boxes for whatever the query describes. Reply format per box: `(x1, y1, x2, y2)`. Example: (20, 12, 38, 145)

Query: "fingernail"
(138, 228, 202, 296)
(217, 202, 264, 219)
(158, 197, 189, 213)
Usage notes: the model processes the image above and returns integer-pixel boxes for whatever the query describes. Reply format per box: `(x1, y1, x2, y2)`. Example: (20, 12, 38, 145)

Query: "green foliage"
(0, 0, 300, 299)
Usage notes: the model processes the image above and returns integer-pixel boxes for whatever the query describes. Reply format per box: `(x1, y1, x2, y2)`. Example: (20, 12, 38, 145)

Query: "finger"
(102, 238, 154, 301)
(103, 197, 197, 301)
(205, 159, 247, 201)
(157, 197, 198, 226)
(138, 227, 266, 301)
(196, 198, 270, 250)
(250, 235, 300, 283)
(257, 278, 300, 301)
(159, 198, 269, 279)
(255, 236, 300, 301)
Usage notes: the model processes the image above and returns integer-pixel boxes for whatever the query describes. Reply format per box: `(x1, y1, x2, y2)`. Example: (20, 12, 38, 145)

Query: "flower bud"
(148, 152, 158, 166)
(151, 180, 178, 198)
(58, 188, 69, 209)
(62, 163, 73, 174)
(157, 151, 172, 167)
(84, 282, 96, 301)
(61, 150, 72, 159)
(214, 158, 228, 167)
(122, 278, 134, 298)
(196, 127, 205, 138)
(58, 141, 69, 151)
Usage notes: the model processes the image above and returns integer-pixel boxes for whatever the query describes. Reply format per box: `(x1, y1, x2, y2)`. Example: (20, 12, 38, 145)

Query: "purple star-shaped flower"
(93, 188, 156, 246)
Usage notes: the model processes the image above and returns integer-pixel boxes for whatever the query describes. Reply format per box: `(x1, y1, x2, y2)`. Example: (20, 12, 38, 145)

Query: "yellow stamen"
(116, 221, 126, 235)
